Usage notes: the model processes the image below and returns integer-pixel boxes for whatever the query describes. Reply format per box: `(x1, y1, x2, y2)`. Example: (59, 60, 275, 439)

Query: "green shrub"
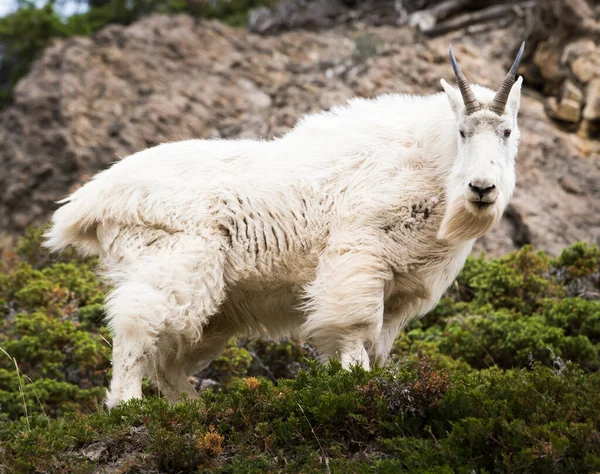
(207, 338, 254, 386)
(404, 244, 600, 373)
(1, 362, 599, 473)
(419, 310, 599, 371)
(552, 242, 600, 281)
(544, 298, 600, 342)
(0, 227, 110, 421)
(466, 245, 562, 314)
(1, 227, 600, 471)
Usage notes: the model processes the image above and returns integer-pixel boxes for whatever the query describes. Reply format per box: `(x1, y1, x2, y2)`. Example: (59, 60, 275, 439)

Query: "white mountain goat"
(45, 42, 525, 408)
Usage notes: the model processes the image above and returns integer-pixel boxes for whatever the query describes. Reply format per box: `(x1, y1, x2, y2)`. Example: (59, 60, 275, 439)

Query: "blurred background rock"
(0, 0, 598, 257)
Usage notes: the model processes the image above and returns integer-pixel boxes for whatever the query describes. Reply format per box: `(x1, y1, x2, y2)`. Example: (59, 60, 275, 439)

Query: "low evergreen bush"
(0, 227, 598, 472)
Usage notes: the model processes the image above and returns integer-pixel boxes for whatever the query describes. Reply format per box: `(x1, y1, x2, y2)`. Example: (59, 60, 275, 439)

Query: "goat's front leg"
(369, 315, 406, 368)
(340, 339, 372, 371)
(300, 246, 391, 370)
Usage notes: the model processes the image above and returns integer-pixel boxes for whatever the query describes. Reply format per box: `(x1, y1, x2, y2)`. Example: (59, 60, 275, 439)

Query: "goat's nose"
(469, 182, 496, 198)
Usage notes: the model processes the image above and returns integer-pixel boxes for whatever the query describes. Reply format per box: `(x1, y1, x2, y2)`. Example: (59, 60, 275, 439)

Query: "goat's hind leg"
(101, 227, 228, 407)
(146, 318, 234, 403)
(104, 281, 170, 408)
(147, 354, 199, 403)
(187, 316, 235, 370)
(106, 331, 151, 409)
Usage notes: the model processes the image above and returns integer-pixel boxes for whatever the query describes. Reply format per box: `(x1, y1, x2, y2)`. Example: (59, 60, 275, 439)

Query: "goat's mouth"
(467, 199, 496, 212)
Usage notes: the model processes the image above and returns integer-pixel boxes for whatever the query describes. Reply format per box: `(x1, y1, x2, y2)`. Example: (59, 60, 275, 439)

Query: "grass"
(0, 346, 30, 431)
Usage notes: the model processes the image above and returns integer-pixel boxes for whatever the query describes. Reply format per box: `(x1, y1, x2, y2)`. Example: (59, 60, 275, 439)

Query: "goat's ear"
(440, 78, 462, 116)
(507, 76, 523, 118)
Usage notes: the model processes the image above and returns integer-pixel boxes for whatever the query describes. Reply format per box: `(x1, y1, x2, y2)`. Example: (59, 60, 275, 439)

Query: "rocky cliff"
(1, 13, 599, 256)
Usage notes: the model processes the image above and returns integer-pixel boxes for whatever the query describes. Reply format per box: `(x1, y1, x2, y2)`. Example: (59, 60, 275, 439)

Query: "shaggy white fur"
(45, 59, 523, 407)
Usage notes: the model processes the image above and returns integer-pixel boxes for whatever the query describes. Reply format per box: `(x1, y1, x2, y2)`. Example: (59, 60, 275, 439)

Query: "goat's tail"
(44, 180, 105, 257)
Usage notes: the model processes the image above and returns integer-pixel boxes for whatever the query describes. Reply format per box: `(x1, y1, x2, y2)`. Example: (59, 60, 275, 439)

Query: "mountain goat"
(45, 42, 525, 408)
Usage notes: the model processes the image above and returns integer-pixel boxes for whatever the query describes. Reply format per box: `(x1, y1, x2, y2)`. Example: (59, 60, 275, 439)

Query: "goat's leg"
(185, 319, 236, 375)
(103, 281, 174, 408)
(140, 319, 233, 404)
(102, 228, 229, 407)
(146, 318, 235, 402)
(147, 355, 199, 403)
(340, 339, 371, 370)
(370, 316, 405, 368)
(105, 332, 152, 409)
(370, 296, 419, 367)
(300, 246, 390, 370)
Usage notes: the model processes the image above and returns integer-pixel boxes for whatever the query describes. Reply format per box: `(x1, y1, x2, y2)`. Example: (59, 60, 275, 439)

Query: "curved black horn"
(449, 45, 481, 115)
(490, 41, 525, 115)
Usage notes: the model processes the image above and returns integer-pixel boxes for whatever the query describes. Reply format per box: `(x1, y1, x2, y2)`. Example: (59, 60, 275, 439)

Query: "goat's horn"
(449, 45, 481, 115)
(490, 41, 525, 115)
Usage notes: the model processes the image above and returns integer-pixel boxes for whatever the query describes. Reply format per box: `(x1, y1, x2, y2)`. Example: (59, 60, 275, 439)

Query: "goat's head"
(438, 42, 524, 244)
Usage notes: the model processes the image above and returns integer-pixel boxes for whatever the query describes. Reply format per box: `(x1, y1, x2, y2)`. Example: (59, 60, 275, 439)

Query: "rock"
(571, 52, 600, 84)
(248, 0, 346, 34)
(583, 78, 600, 120)
(562, 39, 597, 66)
(545, 79, 586, 123)
(81, 442, 108, 462)
(189, 375, 222, 392)
(533, 39, 568, 88)
(562, 80, 583, 103)
(559, 175, 582, 194)
(248, 7, 280, 35)
(545, 97, 581, 122)
(503, 204, 532, 248)
(286, 361, 303, 378)
(578, 119, 593, 138)
(247, 0, 404, 34)
(199, 379, 221, 392)
(11, 212, 32, 230)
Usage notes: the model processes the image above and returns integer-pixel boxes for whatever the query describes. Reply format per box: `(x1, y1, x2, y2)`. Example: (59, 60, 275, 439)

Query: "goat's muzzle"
(466, 178, 499, 211)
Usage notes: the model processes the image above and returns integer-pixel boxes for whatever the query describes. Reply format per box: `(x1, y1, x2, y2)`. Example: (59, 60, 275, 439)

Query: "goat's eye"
(459, 130, 466, 138)
(503, 129, 512, 138)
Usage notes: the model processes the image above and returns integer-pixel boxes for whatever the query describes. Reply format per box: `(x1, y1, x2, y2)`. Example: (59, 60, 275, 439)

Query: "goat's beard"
(437, 196, 500, 245)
